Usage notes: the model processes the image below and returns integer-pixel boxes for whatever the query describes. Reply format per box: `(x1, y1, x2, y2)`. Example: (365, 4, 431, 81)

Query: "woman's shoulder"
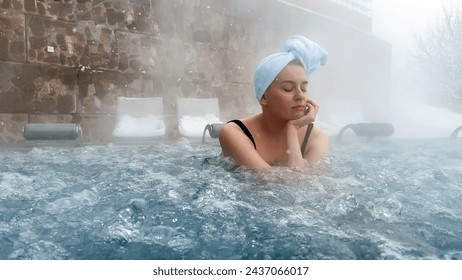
(306, 125, 329, 152)
(302, 125, 329, 164)
(223, 116, 259, 130)
(220, 116, 259, 146)
(219, 119, 250, 140)
(310, 125, 329, 141)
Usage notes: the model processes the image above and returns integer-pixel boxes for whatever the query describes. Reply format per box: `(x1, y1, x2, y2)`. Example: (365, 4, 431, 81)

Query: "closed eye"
(279, 81, 308, 93)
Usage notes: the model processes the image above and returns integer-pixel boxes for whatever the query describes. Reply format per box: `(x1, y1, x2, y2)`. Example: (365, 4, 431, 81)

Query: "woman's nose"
(294, 88, 305, 100)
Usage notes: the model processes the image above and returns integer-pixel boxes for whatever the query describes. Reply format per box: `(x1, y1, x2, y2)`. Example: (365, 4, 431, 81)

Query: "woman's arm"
(290, 99, 328, 166)
(219, 123, 272, 170)
(285, 123, 305, 169)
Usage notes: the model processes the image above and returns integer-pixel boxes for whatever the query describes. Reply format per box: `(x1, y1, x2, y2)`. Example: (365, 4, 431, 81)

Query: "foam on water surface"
(0, 139, 461, 259)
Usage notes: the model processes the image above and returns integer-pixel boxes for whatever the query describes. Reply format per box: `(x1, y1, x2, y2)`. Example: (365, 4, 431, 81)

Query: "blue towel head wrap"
(253, 35, 328, 101)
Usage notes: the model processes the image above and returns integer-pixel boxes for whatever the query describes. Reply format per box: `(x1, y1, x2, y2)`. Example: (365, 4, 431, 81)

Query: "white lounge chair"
(176, 98, 222, 141)
(112, 97, 166, 143)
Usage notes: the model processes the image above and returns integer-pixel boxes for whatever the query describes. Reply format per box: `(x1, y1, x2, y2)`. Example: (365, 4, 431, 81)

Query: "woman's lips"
(292, 105, 306, 110)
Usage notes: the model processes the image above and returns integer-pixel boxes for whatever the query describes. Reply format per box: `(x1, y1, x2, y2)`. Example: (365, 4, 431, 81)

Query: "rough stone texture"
(26, 15, 78, 66)
(0, 0, 76, 21)
(0, 63, 77, 113)
(29, 113, 73, 123)
(0, 11, 25, 62)
(74, 21, 118, 69)
(0, 0, 392, 143)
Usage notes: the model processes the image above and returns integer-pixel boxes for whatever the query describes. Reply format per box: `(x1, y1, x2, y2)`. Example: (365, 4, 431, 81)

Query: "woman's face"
(264, 64, 308, 120)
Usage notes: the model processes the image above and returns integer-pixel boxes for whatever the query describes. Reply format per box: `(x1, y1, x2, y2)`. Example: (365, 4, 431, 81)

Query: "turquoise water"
(0, 139, 461, 259)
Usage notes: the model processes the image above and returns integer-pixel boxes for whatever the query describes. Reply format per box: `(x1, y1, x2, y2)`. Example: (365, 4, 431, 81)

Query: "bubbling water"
(0, 139, 461, 260)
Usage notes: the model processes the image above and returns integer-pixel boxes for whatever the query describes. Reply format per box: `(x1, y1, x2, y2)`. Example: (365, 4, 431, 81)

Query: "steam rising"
(370, 0, 462, 138)
(280, 0, 462, 138)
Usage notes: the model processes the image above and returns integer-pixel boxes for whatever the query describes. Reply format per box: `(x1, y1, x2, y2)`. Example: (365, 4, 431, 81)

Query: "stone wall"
(0, 0, 391, 144)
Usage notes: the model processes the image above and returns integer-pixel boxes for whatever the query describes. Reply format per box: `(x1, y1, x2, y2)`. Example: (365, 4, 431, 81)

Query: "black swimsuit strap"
(300, 123, 314, 155)
(228, 120, 257, 149)
(228, 120, 313, 155)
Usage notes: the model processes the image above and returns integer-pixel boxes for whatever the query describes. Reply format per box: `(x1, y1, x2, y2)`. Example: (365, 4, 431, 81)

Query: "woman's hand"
(290, 99, 319, 128)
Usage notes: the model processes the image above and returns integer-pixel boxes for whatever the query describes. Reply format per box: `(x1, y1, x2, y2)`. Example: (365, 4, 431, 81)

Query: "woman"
(219, 35, 329, 170)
